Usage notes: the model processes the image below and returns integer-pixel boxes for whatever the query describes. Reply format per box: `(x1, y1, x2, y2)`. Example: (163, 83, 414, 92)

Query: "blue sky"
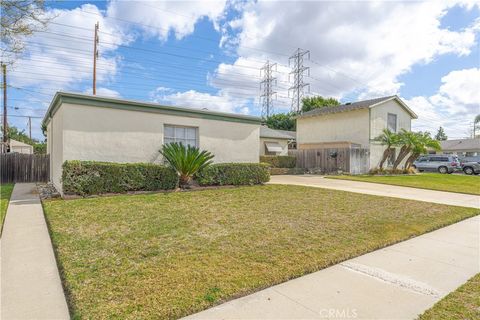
(4, 0, 480, 140)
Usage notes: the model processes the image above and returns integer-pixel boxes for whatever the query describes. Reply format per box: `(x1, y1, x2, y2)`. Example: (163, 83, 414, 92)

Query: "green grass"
(327, 173, 480, 195)
(1, 183, 14, 235)
(43, 185, 479, 319)
(419, 273, 480, 320)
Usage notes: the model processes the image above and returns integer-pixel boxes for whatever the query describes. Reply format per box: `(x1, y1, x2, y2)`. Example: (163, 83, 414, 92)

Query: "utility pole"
(93, 21, 99, 95)
(260, 60, 277, 118)
(2, 62, 7, 149)
(28, 116, 32, 140)
(288, 48, 310, 113)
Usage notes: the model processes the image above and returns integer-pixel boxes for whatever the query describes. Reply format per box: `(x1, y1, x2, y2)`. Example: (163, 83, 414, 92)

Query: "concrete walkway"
(269, 175, 480, 209)
(185, 215, 480, 319)
(1, 183, 69, 320)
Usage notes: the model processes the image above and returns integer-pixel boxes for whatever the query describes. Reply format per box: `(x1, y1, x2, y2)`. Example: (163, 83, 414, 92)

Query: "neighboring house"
(296, 96, 418, 169)
(259, 126, 296, 156)
(43, 92, 261, 193)
(430, 138, 480, 157)
(9, 139, 34, 154)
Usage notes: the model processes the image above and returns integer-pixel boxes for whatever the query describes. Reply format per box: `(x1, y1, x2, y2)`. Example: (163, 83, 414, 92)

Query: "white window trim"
(164, 124, 199, 148)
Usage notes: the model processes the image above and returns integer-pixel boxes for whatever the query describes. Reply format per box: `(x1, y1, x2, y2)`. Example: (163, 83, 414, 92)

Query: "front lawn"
(327, 173, 480, 195)
(43, 185, 479, 319)
(1, 183, 14, 234)
(419, 273, 480, 320)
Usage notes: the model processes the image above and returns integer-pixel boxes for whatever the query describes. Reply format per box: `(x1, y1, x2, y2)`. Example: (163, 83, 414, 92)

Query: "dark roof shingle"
(297, 96, 396, 118)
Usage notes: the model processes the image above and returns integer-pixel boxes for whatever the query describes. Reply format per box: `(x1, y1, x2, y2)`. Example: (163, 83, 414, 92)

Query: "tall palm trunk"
(393, 145, 410, 169)
(378, 147, 392, 169)
(404, 153, 419, 170)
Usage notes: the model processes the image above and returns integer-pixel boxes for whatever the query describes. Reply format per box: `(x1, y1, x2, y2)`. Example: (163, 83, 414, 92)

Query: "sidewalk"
(185, 215, 479, 319)
(1, 183, 69, 320)
(269, 175, 480, 209)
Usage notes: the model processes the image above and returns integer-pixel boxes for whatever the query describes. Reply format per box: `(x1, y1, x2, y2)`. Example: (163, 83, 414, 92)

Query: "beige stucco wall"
(296, 99, 414, 170)
(259, 137, 289, 156)
(49, 107, 64, 192)
(48, 103, 260, 192)
(297, 108, 370, 147)
(369, 100, 413, 168)
(9, 140, 33, 154)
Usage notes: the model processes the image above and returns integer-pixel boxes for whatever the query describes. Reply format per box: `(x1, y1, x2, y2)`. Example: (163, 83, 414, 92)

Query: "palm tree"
(404, 133, 441, 169)
(160, 142, 214, 188)
(392, 129, 418, 169)
(374, 129, 398, 169)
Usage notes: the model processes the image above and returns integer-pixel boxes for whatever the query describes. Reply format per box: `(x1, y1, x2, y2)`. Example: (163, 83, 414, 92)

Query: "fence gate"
(289, 147, 369, 174)
(0, 153, 50, 183)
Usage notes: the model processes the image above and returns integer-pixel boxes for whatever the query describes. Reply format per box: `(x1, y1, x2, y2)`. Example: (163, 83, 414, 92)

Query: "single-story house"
(430, 138, 480, 157)
(259, 126, 296, 156)
(9, 139, 34, 154)
(296, 95, 418, 170)
(43, 92, 262, 193)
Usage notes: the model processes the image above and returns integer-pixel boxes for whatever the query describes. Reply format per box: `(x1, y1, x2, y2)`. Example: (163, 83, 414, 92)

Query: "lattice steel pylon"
(260, 60, 277, 118)
(289, 48, 310, 113)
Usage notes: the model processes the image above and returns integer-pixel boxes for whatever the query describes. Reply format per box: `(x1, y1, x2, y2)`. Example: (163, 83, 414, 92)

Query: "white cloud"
(10, 4, 127, 93)
(213, 0, 479, 109)
(106, 0, 227, 41)
(94, 87, 121, 98)
(151, 87, 250, 114)
(407, 68, 480, 138)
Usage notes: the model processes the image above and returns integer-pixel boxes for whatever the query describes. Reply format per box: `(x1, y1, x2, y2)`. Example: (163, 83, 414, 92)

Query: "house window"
(387, 113, 397, 132)
(164, 125, 198, 147)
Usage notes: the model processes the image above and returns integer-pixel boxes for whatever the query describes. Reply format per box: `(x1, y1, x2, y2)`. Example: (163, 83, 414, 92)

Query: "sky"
(3, 0, 480, 141)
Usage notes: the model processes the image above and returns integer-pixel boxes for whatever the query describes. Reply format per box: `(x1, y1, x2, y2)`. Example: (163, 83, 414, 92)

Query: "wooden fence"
(289, 147, 370, 174)
(0, 153, 50, 183)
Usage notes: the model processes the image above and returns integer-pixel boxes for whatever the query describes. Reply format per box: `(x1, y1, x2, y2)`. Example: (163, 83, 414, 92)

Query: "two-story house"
(296, 96, 418, 170)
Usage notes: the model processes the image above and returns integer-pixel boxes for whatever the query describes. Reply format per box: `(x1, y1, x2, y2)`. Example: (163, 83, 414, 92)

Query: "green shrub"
(62, 161, 178, 196)
(260, 155, 296, 168)
(196, 163, 270, 186)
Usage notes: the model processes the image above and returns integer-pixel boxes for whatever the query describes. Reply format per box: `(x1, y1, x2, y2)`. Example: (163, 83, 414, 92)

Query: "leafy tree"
(404, 132, 441, 169)
(1, 125, 46, 154)
(301, 96, 340, 113)
(374, 129, 399, 169)
(1, 0, 51, 62)
(265, 112, 296, 131)
(434, 126, 448, 141)
(33, 142, 46, 154)
(160, 142, 214, 188)
(5, 125, 36, 145)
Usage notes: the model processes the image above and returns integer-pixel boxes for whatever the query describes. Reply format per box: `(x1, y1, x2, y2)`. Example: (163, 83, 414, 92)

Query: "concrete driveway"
(269, 175, 480, 209)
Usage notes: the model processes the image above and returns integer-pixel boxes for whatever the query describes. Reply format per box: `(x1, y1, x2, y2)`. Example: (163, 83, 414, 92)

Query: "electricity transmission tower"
(289, 48, 310, 113)
(260, 60, 277, 118)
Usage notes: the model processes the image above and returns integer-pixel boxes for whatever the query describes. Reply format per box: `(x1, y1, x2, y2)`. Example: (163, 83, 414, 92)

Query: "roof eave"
(368, 95, 418, 119)
(42, 91, 262, 127)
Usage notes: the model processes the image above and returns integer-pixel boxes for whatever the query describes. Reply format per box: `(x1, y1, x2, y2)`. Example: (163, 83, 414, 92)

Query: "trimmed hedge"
(260, 155, 296, 168)
(196, 163, 270, 186)
(62, 161, 178, 196)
